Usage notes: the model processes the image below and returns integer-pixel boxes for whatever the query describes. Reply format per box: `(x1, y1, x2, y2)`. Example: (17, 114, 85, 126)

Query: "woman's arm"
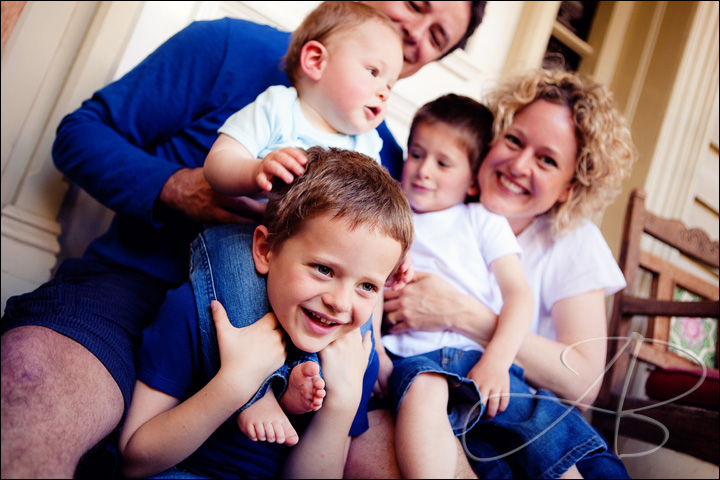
(513, 289, 608, 408)
(283, 328, 373, 478)
(385, 273, 608, 409)
(382, 271, 497, 344)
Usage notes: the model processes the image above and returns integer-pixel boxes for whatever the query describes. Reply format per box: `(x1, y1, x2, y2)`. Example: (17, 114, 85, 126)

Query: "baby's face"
(256, 213, 401, 353)
(315, 20, 403, 135)
(402, 121, 476, 213)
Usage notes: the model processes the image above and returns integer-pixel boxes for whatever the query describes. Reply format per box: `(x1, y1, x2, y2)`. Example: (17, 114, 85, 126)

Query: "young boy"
(118, 146, 414, 479)
(375, 94, 534, 478)
(192, 0, 405, 446)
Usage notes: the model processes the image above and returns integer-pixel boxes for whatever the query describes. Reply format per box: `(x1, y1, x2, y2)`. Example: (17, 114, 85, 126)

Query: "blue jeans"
(388, 348, 485, 435)
(458, 366, 629, 479)
(189, 224, 318, 412)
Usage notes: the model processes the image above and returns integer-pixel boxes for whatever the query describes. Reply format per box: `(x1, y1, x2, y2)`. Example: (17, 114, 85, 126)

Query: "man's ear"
(299, 40, 328, 82)
(253, 225, 272, 274)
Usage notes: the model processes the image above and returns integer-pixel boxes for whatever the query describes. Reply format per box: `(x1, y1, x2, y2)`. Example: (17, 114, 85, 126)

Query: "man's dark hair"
(444, 1, 487, 58)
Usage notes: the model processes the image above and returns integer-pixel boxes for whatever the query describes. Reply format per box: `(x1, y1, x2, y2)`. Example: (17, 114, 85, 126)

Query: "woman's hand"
(383, 271, 497, 345)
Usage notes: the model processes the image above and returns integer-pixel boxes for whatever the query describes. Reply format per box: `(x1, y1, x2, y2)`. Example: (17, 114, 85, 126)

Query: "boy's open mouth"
(304, 308, 338, 327)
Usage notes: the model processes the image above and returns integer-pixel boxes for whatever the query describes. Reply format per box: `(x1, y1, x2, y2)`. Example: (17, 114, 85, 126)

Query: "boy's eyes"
(315, 264, 332, 276)
(368, 67, 379, 77)
(313, 265, 378, 293)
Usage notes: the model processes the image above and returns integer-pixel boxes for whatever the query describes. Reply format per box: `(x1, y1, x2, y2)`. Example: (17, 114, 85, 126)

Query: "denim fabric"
(388, 348, 485, 435)
(460, 366, 619, 479)
(189, 223, 318, 411)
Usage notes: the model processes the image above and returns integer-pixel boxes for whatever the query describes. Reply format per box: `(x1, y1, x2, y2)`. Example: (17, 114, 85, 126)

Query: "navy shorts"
(1, 258, 173, 413)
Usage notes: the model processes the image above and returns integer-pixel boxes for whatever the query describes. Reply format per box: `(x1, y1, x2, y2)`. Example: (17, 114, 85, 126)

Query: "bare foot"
(237, 390, 299, 446)
(281, 361, 326, 415)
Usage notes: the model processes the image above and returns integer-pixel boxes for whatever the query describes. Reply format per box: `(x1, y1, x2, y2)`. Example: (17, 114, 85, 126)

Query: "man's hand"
(159, 167, 266, 224)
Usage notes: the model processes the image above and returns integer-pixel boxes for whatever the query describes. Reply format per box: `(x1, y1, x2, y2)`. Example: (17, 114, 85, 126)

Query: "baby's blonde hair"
(283, 1, 399, 86)
(488, 69, 637, 235)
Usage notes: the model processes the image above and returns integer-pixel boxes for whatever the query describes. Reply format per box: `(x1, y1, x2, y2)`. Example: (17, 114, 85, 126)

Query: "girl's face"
(253, 213, 401, 354)
(402, 121, 476, 213)
(478, 99, 578, 235)
(365, 1, 472, 78)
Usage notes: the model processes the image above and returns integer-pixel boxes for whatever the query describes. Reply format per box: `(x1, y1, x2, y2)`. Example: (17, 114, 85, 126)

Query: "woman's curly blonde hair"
(487, 69, 637, 235)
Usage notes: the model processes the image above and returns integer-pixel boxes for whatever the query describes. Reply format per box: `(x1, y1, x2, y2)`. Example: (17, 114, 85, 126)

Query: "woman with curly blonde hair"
(487, 68, 635, 236)
(348, 68, 637, 478)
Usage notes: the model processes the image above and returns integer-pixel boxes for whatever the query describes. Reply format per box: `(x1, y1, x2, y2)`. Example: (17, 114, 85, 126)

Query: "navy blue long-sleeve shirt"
(52, 18, 403, 285)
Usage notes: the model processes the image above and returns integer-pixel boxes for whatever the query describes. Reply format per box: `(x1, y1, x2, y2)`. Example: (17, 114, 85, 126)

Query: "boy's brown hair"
(263, 146, 413, 275)
(283, 1, 399, 85)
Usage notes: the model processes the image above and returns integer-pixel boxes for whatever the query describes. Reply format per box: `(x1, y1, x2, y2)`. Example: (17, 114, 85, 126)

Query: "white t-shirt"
(218, 85, 382, 161)
(517, 216, 626, 341)
(382, 203, 521, 357)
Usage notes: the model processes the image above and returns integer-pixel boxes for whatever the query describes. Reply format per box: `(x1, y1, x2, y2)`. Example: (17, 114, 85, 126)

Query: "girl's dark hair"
(409, 93, 494, 174)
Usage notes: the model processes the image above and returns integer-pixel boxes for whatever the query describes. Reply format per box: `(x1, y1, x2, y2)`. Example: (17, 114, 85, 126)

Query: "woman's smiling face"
(478, 99, 578, 235)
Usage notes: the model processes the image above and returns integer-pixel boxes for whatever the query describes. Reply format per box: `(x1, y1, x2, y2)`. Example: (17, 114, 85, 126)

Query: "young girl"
(376, 94, 534, 478)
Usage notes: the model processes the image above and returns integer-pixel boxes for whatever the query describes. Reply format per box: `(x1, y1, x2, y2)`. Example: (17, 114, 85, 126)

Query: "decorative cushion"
(669, 288, 717, 367)
(645, 366, 719, 409)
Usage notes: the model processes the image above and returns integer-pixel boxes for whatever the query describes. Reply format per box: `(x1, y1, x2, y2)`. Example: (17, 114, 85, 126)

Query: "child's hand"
(466, 360, 510, 419)
(212, 301, 287, 395)
(318, 328, 373, 409)
(373, 348, 393, 398)
(254, 147, 308, 191)
(385, 252, 414, 291)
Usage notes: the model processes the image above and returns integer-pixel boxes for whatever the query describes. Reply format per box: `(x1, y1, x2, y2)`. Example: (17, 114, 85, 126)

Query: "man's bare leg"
(1, 326, 123, 478)
(344, 408, 477, 479)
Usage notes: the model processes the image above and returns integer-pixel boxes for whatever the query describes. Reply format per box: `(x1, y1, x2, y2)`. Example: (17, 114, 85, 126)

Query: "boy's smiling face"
(253, 212, 402, 353)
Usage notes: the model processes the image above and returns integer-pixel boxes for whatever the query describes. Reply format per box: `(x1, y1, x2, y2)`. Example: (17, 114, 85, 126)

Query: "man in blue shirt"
(1, 2, 486, 477)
